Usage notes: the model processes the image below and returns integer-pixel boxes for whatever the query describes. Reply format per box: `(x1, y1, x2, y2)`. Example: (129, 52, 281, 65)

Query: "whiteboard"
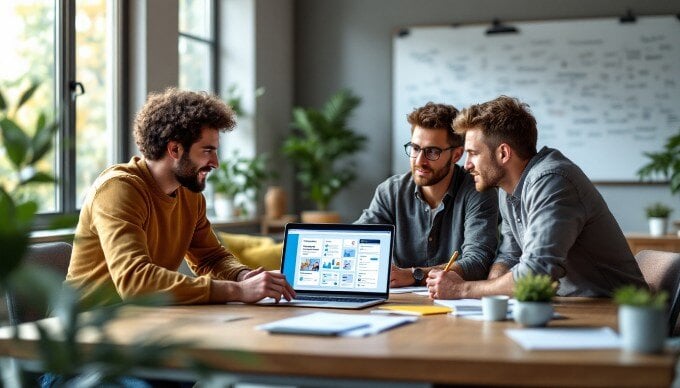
(392, 16, 680, 181)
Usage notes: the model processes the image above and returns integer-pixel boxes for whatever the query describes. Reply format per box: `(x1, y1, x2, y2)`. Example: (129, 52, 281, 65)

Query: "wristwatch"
(412, 267, 425, 285)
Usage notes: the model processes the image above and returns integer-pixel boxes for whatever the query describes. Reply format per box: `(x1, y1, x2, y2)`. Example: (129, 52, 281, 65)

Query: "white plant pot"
(648, 217, 667, 237)
(513, 301, 553, 327)
(213, 196, 235, 220)
(618, 305, 666, 353)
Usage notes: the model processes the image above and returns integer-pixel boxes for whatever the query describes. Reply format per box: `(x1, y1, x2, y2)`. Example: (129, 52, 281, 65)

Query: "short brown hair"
(407, 102, 462, 147)
(134, 88, 236, 160)
(453, 96, 537, 160)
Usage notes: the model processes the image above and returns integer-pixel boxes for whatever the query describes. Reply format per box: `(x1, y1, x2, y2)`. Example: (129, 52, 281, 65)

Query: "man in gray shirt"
(356, 102, 498, 287)
(426, 96, 646, 298)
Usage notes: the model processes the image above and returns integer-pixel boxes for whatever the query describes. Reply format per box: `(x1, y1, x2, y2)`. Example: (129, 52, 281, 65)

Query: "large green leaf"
(20, 171, 54, 186)
(16, 81, 40, 111)
(0, 117, 30, 168)
(30, 120, 57, 164)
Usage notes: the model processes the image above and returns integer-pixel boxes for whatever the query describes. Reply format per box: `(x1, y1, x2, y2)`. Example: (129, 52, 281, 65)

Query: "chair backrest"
(4, 241, 72, 325)
(634, 249, 680, 337)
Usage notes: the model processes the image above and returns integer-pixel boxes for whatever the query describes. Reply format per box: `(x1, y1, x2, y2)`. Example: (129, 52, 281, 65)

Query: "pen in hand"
(443, 250, 459, 272)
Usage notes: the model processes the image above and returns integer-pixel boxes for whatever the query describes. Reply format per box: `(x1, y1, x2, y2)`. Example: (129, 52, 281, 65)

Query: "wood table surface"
(0, 293, 676, 387)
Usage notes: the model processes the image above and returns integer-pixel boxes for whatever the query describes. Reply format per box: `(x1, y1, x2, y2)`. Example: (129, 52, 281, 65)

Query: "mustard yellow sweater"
(66, 157, 248, 305)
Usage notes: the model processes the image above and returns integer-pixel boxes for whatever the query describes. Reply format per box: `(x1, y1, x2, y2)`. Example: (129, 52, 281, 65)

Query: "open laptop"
(266, 223, 394, 309)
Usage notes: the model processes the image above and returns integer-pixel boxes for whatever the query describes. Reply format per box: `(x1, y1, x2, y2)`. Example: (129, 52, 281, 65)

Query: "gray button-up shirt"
(356, 165, 498, 280)
(498, 147, 646, 296)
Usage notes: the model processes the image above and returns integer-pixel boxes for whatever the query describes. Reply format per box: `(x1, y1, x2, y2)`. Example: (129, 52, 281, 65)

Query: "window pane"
(75, 0, 113, 207)
(0, 0, 57, 212)
(179, 38, 212, 92)
(179, 0, 211, 39)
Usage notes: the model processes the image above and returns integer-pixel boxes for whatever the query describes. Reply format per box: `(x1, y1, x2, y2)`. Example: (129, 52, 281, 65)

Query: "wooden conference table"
(0, 293, 676, 387)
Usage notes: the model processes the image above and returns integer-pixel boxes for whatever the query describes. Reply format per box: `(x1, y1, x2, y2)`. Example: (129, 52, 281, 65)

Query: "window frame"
(33, 0, 126, 229)
(178, 0, 219, 94)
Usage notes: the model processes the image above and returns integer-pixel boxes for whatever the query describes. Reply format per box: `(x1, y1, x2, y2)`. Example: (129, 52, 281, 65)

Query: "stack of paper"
(257, 312, 417, 337)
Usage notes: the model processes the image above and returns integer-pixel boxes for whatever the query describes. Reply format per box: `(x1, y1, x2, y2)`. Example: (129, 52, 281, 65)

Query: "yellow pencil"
(443, 251, 459, 272)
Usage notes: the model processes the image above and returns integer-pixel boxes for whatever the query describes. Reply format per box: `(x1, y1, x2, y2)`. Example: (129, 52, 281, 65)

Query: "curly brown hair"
(134, 88, 236, 160)
(453, 96, 537, 160)
(407, 102, 462, 147)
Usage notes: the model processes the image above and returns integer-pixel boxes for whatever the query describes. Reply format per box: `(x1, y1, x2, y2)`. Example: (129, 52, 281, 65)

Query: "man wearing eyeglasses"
(356, 102, 499, 288)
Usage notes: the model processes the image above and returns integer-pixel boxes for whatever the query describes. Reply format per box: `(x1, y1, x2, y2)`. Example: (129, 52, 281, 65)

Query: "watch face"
(413, 268, 424, 282)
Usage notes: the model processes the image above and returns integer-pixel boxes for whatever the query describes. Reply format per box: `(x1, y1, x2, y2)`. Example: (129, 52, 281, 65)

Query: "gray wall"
(293, 0, 680, 232)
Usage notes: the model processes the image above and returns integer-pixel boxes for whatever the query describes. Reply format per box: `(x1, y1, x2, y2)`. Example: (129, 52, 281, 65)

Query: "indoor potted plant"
(638, 129, 680, 235)
(644, 202, 673, 236)
(208, 150, 271, 220)
(281, 89, 367, 223)
(512, 273, 558, 327)
(614, 285, 668, 353)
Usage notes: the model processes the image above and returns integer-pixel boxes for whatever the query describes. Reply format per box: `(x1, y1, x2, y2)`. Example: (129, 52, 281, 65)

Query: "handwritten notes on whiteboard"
(392, 16, 680, 181)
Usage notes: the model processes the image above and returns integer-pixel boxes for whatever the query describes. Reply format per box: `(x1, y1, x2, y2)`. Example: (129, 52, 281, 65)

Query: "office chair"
(4, 241, 72, 325)
(634, 249, 680, 336)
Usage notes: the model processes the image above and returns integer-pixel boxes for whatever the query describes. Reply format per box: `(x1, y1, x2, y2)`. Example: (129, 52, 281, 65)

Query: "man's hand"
(390, 264, 416, 288)
(236, 267, 296, 303)
(426, 269, 465, 299)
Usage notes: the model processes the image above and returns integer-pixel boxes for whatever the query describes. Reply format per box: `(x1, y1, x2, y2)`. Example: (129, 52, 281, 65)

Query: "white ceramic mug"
(482, 295, 510, 321)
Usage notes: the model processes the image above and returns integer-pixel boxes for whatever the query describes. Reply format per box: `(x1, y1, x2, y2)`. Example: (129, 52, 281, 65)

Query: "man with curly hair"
(66, 88, 295, 306)
(356, 102, 498, 288)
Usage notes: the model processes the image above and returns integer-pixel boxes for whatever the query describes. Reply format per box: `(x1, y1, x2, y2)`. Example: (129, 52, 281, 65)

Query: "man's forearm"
(487, 263, 511, 280)
(468, 272, 515, 298)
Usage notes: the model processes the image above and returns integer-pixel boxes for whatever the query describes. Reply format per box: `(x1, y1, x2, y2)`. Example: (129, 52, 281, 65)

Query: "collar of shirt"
(509, 146, 551, 201)
(412, 164, 463, 207)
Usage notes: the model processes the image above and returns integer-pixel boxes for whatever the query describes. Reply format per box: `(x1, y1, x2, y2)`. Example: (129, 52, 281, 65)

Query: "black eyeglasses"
(404, 142, 455, 161)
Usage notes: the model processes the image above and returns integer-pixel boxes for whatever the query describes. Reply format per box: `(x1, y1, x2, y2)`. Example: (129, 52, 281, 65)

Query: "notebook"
(266, 223, 394, 309)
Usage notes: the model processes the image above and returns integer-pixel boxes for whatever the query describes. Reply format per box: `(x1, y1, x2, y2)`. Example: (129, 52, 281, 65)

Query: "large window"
(0, 0, 122, 222)
(179, 0, 217, 92)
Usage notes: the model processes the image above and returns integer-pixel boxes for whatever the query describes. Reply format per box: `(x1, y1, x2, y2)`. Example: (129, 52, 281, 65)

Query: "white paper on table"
(505, 327, 621, 350)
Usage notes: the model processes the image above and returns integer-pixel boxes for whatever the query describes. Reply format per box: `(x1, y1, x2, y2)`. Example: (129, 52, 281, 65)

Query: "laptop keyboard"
(295, 295, 376, 303)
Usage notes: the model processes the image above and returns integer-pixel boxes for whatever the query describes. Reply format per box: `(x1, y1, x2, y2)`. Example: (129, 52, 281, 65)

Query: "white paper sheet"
(505, 327, 621, 350)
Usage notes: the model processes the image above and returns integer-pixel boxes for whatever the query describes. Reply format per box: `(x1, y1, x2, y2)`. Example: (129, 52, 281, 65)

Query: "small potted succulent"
(614, 285, 668, 353)
(644, 202, 673, 237)
(513, 273, 558, 327)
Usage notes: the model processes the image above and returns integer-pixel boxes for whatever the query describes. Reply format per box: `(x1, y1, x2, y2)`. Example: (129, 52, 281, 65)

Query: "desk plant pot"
(614, 285, 668, 354)
(513, 301, 553, 327)
(513, 273, 557, 327)
(618, 305, 666, 353)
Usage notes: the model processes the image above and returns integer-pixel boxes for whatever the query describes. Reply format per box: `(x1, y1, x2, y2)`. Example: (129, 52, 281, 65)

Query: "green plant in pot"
(638, 129, 680, 236)
(281, 89, 367, 223)
(512, 273, 558, 327)
(208, 150, 272, 219)
(614, 285, 668, 353)
(644, 202, 673, 237)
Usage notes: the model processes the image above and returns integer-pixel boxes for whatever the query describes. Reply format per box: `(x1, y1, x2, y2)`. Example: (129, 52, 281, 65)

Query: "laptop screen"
(281, 223, 394, 295)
